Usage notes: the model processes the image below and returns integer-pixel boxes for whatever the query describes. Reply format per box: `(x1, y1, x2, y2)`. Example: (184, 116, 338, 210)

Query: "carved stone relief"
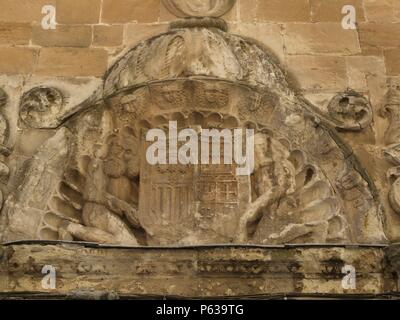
(19, 87, 64, 129)
(382, 87, 400, 149)
(0, 88, 10, 215)
(0, 88, 10, 154)
(237, 132, 349, 244)
(327, 90, 373, 131)
(2, 128, 71, 241)
(0, 6, 388, 246)
(382, 86, 400, 215)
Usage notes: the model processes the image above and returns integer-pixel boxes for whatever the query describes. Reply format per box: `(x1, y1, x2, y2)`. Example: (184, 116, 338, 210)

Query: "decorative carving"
(0, 88, 10, 215)
(117, 90, 148, 120)
(238, 90, 277, 122)
(1, 128, 71, 241)
(337, 167, 373, 213)
(382, 87, 400, 147)
(19, 87, 64, 129)
(1, 13, 387, 246)
(150, 81, 191, 111)
(384, 144, 400, 166)
(58, 124, 142, 245)
(150, 81, 231, 113)
(0, 88, 9, 152)
(388, 167, 400, 214)
(170, 17, 228, 31)
(194, 82, 230, 110)
(161, 0, 236, 18)
(104, 28, 290, 98)
(237, 132, 349, 244)
(327, 90, 373, 131)
(306, 125, 337, 158)
(382, 86, 400, 215)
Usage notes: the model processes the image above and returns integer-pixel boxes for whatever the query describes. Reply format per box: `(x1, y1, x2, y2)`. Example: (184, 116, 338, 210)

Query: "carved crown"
(104, 28, 290, 100)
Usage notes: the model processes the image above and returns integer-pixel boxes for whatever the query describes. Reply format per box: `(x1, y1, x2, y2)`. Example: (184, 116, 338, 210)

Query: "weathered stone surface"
(345, 56, 386, 94)
(364, 0, 397, 22)
(0, 23, 31, 45)
(0, 0, 399, 299)
(101, 0, 160, 23)
(396, 1, 400, 21)
(93, 25, 124, 47)
(19, 87, 64, 128)
(229, 23, 285, 62)
(106, 28, 291, 96)
(241, 0, 310, 22)
(56, 0, 101, 24)
(36, 48, 108, 77)
(0, 48, 37, 75)
(0, 0, 56, 23)
(359, 23, 400, 54)
(284, 23, 360, 55)
(32, 25, 92, 47)
(327, 90, 373, 131)
(0, 243, 391, 297)
(125, 23, 169, 48)
(384, 49, 400, 76)
(382, 87, 400, 217)
(287, 55, 348, 91)
(0, 4, 388, 248)
(386, 243, 400, 284)
(310, 0, 365, 22)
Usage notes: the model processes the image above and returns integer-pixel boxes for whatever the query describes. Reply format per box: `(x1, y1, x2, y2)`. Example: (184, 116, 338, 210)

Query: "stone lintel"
(0, 242, 396, 299)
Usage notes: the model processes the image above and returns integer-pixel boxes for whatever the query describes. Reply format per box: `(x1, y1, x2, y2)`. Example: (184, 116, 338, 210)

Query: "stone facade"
(0, 0, 399, 298)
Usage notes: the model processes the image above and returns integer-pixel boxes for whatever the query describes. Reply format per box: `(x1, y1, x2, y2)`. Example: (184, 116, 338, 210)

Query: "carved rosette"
(19, 87, 64, 129)
(327, 90, 373, 131)
(382, 87, 400, 215)
(162, 0, 236, 17)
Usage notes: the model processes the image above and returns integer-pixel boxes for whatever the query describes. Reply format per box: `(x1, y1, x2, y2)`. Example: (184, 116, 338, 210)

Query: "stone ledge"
(0, 242, 396, 298)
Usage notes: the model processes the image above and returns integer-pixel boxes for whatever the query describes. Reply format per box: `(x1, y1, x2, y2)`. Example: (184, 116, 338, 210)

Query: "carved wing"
(1, 128, 75, 241)
(239, 136, 350, 244)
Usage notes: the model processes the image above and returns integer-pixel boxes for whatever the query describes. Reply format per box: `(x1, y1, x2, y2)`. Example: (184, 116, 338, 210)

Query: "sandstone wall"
(0, 0, 399, 241)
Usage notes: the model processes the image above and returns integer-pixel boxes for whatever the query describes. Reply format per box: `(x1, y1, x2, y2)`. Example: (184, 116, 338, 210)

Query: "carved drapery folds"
(382, 86, 400, 215)
(327, 90, 373, 131)
(19, 87, 65, 129)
